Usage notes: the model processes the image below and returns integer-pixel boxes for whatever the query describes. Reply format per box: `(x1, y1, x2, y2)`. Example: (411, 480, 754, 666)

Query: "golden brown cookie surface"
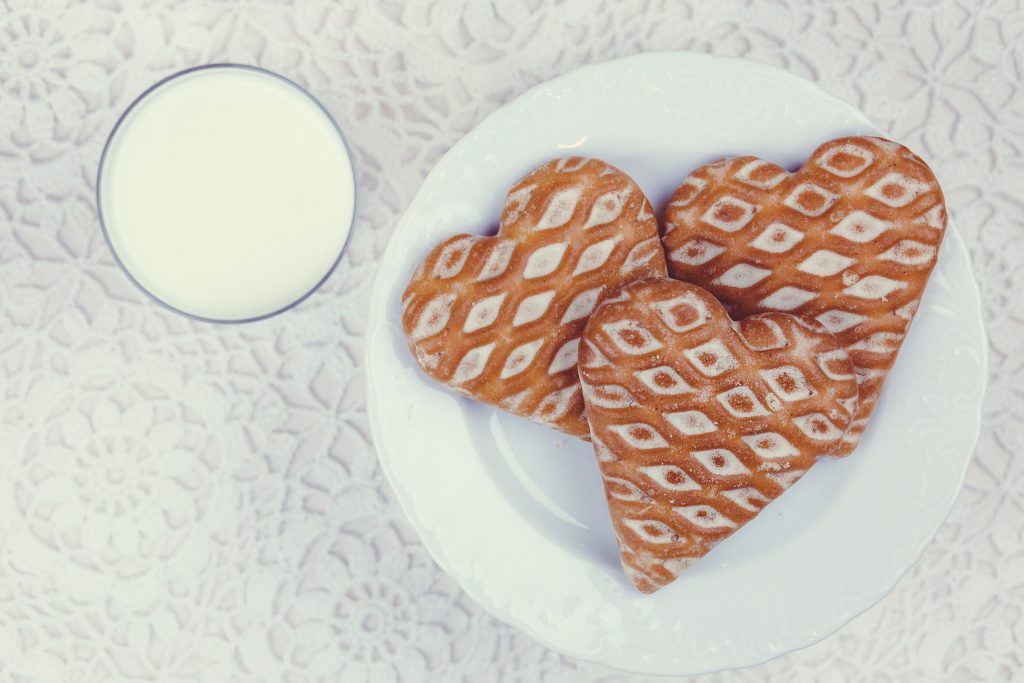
(579, 278, 858, 593)
(403, 157, 667, 437)
(662, 136, 945, 454)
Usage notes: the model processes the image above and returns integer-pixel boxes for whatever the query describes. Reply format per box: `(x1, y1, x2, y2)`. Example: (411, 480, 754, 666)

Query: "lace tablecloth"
(1, 1, 1020, 681)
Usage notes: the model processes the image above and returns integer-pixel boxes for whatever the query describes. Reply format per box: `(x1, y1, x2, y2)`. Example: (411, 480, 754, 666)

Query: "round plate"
(365, 52, 987, 675)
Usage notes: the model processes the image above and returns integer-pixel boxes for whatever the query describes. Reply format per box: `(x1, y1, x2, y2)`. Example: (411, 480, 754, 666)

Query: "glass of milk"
(97, 64, 356, 323)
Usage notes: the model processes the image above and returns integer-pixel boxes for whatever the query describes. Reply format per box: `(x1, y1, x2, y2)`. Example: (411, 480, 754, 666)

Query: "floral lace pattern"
(0, 0, 1020, 681)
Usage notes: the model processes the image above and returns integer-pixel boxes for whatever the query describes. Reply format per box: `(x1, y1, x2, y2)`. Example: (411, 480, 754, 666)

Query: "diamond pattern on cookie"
(402, 157, 667, 438)
(662, 136, 946, 454)
(578, 279, 858, 593)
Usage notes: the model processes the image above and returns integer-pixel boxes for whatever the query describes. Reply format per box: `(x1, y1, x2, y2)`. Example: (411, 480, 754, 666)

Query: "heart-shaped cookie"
(579, 278, 859, 593)
(662, 136, 945, 454)
(402, 157, 667, 437)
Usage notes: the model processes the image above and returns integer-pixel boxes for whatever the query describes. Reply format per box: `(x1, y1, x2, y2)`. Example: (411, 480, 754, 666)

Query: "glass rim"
(95, 62, 358, 325)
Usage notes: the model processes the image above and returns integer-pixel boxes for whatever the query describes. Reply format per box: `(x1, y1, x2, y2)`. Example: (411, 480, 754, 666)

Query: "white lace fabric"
(0, 1, 1020, 681)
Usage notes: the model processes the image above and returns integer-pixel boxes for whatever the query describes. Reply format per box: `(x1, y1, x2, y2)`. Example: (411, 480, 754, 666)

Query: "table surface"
(0, 1, 1020, 681)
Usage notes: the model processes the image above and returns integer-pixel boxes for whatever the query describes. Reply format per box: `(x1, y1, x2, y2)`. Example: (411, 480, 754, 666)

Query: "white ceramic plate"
(365, 52, 987, 675)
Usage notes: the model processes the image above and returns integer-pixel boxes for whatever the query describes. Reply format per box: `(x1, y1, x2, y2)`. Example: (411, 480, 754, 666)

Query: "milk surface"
(100, 66, 355, 321)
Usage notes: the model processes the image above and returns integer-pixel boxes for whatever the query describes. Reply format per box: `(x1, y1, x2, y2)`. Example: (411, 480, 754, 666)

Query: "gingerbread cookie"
(402, 157, 667, 437)
(579, 278, 858, 593)
(662, 136, 945, 454)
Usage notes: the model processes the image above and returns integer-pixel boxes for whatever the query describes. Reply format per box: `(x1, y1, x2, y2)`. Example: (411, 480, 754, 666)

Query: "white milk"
(99, 66, 355, 322)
